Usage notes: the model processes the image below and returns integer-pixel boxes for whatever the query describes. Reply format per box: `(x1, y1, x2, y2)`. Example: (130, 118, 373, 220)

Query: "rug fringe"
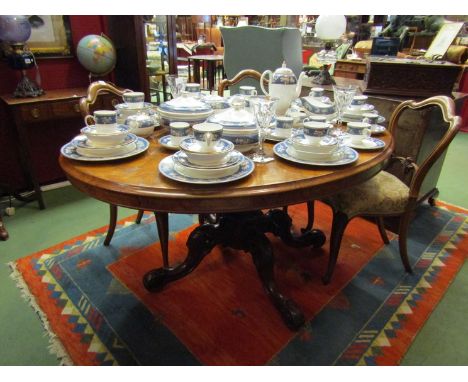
(8, 261, 74, 366)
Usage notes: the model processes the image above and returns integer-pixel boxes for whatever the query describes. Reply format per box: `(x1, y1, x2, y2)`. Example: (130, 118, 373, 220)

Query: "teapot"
(260, 61, 306, 116)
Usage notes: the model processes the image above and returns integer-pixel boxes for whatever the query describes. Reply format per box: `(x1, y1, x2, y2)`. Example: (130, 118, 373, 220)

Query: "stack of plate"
(159, 137, 255, 184)
(61, 124, 149, 161)
(273, 135, 359, 166)
(157, 92, 213, 128)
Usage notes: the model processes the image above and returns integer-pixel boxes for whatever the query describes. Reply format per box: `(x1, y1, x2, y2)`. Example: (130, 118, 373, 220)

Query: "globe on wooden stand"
(76, 34, 117, 82)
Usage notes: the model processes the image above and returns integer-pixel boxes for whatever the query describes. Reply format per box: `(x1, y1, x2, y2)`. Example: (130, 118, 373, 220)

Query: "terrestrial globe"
(76, 34, 117, 76)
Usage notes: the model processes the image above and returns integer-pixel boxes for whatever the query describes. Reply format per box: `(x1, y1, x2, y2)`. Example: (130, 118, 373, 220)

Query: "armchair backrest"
(387, 96, 461, 201)
(220, 26, 302, 94)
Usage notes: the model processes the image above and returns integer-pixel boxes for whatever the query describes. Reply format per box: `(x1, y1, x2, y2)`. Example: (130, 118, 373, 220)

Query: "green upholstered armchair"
(220, 26, 303, 94)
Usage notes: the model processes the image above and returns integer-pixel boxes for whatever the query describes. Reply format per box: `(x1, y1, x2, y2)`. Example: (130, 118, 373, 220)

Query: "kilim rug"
(9, 201, 468, 365)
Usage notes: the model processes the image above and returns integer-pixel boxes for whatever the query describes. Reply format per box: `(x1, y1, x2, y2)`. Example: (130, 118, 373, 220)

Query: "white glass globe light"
(315, 15, 347, 40)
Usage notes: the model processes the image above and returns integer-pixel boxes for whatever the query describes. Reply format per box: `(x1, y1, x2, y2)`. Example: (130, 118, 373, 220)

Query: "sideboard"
(0, 88, 119, 209)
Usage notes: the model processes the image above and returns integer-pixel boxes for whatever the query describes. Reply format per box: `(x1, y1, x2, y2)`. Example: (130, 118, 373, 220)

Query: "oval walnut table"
(60, 130, 393, 330)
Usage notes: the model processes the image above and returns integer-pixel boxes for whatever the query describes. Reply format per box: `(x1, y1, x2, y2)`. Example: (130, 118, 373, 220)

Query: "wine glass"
(166, 75, 187, 99)
(331, 84, 357, 138)
(250, 96, 279, 163)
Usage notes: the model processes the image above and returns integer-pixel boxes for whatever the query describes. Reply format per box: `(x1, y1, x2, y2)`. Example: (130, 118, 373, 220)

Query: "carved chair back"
(79, 80, 132, 118)
(387, 96, 461, 206)
(217, 69, 262, 96)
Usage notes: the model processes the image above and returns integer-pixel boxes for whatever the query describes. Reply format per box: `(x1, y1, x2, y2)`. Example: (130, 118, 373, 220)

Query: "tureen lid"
(159, 92, 212, 113)
(207, 95, 256, 128)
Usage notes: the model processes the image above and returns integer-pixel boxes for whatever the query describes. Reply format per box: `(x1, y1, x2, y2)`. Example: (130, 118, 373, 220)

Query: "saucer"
(274, 141, 358, 166)
(159, 155, 255, 184)
(343, 137, 386, 150)
(266, 130, 290, 142)
(158, 135, 189, 150)
(61, 137, 149, 161)
(370, 124, 386, 135)
(72, 134, 137, 157)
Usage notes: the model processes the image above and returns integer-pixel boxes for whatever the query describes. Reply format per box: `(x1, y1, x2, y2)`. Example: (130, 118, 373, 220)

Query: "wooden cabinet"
(0, 88, 118, 209)
(334, 59, 367, 80)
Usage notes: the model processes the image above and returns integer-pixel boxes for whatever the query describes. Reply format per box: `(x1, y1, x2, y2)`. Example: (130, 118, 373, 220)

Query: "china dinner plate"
(342, 137, 386, 150)
(273, 141, 358, 166)
(61, 137, 149, 161)
(159, 135, 183, 150)
(159, 155, 255, 184)
(173, 150, 243, 169)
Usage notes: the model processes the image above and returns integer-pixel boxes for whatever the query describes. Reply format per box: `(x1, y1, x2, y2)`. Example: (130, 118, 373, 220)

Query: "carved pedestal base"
(143, 208, 325, 331)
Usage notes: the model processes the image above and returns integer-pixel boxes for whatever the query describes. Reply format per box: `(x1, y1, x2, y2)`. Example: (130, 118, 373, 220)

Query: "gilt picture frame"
(424, 22, 464, 60)
(27, 15, 73, 58)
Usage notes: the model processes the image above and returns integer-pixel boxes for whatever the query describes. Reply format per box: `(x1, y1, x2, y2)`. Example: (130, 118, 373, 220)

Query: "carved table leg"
(143, 208, 326, 330)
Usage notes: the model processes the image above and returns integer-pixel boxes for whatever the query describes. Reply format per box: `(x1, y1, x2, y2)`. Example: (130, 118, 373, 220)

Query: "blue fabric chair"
(220, 26, 303, 95)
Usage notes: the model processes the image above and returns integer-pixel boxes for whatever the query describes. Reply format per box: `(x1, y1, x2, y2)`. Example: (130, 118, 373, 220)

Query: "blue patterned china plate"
(72, 133, 136, 149)
(61, 137, 149, 161)
(173, 150, 243, 169)
(273, 141, 358, 166)
(342, 137, 386, 150)
(159, 155, 255, 184)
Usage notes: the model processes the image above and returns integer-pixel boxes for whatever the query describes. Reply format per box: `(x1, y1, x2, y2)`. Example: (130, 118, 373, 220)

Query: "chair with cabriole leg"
(320, 95, 461, 284)
(79, 81, 169, 268)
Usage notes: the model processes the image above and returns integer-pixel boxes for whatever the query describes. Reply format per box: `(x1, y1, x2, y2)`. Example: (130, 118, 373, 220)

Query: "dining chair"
(320, 95, 461, 284)
(78, 81, 169, 267)
(217, 69, 262, 96)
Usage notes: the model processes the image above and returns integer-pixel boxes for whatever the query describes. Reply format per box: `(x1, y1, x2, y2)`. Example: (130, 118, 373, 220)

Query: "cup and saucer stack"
(159, 123, 255, 184)
(61, 110, 149, 161)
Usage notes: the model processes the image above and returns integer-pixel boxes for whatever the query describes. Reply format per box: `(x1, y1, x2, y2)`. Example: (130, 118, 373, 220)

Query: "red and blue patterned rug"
(10, 202, 468, 365)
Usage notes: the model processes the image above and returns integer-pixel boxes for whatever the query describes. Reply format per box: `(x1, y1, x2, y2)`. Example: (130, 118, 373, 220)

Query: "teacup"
(303, 121, 331, 143)
(84, 110, 117, 132)
(239, 86, 257, 96)
(350, 95, 368, 108)
(310, 87, 324, 98)
(362, 112, 379, 125)
(347, 122, 371, 143)
(185, 83, 201, 94)
(123, 92, 145, 109)
(192, 122, 223, 152)
(169, 122, 191, 145)
(274, 116, 294, 138)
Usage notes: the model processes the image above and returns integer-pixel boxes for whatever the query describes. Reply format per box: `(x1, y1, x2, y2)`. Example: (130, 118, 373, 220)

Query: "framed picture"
(27, 15, 73, 58)
(424, 22, 464, 60)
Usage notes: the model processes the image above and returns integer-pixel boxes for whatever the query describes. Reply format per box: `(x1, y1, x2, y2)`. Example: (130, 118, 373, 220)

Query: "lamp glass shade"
(315, 15, 346, 40)
(0, 15, 31, 43)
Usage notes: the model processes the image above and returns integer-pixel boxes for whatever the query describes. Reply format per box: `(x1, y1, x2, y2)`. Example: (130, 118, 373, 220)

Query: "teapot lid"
(272, 61, 297, 85)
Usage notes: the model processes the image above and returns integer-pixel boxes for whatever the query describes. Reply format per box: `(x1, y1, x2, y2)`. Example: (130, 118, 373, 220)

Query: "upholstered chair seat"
(323, 171, 409, 218)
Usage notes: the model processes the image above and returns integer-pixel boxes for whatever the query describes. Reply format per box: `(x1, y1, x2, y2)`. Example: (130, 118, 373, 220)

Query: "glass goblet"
(250, 96, 279, 163)
(331, 84, 357, 138)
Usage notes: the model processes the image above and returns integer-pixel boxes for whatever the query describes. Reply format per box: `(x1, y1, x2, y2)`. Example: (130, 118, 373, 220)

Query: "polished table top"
(60, 129, 394, 215)
(188, 54, 224, 61)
